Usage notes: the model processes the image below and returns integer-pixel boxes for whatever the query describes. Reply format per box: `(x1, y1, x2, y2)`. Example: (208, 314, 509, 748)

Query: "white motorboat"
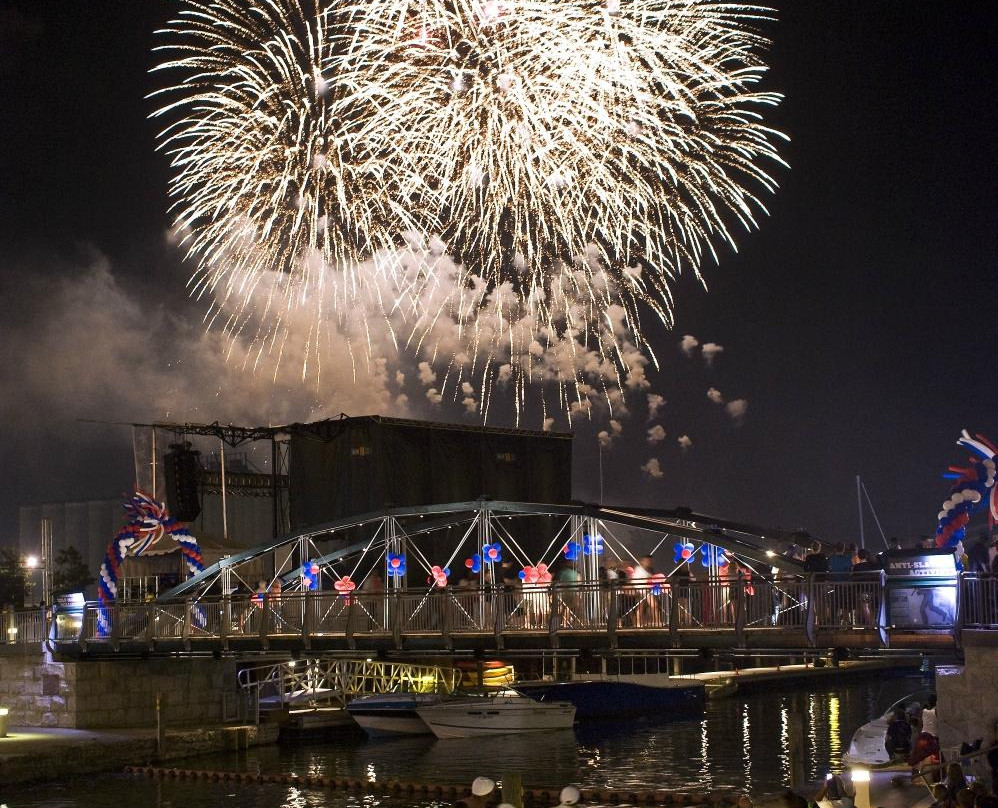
(346, 692, 443, 737)
(415, 693, 576, 739)
(843, 690, 934, 767)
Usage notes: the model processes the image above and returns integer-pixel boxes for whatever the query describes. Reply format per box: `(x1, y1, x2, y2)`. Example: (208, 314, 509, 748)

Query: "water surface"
(3, 671, 928, 808)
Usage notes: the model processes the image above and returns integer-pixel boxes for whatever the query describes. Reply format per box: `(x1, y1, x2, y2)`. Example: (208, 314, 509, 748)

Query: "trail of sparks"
(153, 0, 785, 420)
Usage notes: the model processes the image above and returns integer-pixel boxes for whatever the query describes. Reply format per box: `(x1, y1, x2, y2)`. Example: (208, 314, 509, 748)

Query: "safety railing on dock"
(4, 574, 997, 650)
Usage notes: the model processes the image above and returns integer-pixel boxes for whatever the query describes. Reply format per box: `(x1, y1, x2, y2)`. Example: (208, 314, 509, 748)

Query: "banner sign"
(883, 549, 957, 578)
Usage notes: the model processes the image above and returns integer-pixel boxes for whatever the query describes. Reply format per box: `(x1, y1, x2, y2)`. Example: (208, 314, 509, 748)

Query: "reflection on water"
(5, 673, 929, 808)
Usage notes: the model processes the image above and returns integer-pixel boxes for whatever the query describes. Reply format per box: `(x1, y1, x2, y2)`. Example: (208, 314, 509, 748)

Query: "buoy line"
(123, 766, 741, 805)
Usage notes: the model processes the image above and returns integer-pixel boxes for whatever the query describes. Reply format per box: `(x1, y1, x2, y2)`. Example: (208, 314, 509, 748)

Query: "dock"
(691, 657, 922, 696)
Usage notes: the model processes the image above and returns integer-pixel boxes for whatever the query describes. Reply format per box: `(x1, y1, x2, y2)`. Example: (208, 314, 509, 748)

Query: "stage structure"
(128, 415, 572, 595)
(286, 415, 573, 527)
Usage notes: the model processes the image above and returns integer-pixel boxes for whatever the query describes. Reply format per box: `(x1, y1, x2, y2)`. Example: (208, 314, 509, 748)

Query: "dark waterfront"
(4, 672, 929, 808)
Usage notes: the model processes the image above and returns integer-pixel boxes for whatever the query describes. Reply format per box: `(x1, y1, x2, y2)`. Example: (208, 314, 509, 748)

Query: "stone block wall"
(0, 652, 76, 727)
(0, 650, 237, 729)
(935, 631, 998, 756)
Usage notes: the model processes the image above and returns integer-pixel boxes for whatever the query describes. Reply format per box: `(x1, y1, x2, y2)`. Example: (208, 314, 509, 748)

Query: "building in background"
(17, 415, 574, 599)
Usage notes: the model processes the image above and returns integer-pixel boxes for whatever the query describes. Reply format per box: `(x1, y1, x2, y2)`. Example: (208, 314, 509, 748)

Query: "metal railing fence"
(4, 574, 997, 648)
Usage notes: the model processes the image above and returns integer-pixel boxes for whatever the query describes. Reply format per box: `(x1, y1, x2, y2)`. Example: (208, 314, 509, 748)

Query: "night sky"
(1, 2, 996, 548)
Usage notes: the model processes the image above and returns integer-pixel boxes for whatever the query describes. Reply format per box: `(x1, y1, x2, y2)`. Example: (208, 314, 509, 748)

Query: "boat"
(843, 690, 934, 767)
(346, 692, 444, 737)
(415, 693, 576, 738)
(514, 674, 705, 720)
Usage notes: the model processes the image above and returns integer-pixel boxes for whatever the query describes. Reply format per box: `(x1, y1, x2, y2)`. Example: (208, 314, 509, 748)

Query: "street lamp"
(24, 555, 39, 570)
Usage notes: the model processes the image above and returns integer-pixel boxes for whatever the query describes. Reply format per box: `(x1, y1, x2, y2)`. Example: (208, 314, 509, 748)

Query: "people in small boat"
(988, 718, 998, 796)
(885, 706, 913, 759)
(943, 763, 969, 807)
(815, 773, 854, 808)
(928, 784, 949, 808)
(920, 695, 938, 739)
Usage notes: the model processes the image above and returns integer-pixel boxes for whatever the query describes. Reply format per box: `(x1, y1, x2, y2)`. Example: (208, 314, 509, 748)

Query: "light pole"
(22, 554, 39, 609)
(40, 517, 53, 606)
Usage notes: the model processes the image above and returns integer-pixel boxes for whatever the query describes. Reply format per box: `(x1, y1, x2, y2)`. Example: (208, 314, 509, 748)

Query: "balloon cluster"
(700, 544, 729, 568)
(673, 541, 695, 564)
(583, 534, 604, 556)
(650, 573, 668, 595)
(334, 575, 356, 599)
(936, 432, 998, 562)
(429, 565, 450, 587)
(519, 564, 552, 585)
(302, 561, 320, 591)
(563, 541, 582, 561)
(387, 553, 407, 578)
(97, 490, 205, 636)
(466, 542, 503, 574)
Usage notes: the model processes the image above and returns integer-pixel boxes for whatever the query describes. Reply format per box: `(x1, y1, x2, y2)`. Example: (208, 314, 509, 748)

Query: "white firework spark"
(152, 0, 785, 420)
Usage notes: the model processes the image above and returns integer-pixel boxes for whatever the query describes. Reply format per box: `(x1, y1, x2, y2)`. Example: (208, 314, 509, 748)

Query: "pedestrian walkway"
(0, 723, 277, 784)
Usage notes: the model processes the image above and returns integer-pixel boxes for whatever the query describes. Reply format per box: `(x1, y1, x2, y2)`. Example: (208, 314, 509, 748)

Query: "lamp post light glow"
(24, 556, 39, 570)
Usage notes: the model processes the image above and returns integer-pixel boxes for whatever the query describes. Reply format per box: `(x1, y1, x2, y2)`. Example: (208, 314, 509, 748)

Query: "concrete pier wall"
(935, 631, 998, 755)
(0, 651, 237, 728)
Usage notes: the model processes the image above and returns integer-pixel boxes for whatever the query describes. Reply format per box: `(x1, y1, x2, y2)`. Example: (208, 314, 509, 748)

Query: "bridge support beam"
(734, 573, 747, 649)
(548, 593, 560, 650)
(607, 584, 618, 650)
(258, 597, 270, 651)
(804, 582, 817, 648)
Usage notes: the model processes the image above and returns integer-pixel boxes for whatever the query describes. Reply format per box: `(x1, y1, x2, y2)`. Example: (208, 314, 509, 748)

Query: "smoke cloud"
(647, 425, 666, 444)
(641, 458, 665, 479)
(680, 335, 700, 356)
(725, 399, 749, 423)
(646, 393, 666, 420)
(0, 252, 404, 433)
(701, 342, 725, 365)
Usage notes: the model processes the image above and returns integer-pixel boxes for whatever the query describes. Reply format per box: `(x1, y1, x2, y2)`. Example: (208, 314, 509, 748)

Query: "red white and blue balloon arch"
(934, 430, 998, 567)
(97, 490, 204, 635)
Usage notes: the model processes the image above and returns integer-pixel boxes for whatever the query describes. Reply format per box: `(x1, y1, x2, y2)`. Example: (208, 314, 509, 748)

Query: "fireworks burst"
(153, 0, 785, 420)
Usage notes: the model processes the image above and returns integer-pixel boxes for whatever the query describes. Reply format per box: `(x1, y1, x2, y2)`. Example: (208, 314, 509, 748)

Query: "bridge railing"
(962, 574, 998, 627)
(6, 574, 997, 649)
(811, 574, 885, 630)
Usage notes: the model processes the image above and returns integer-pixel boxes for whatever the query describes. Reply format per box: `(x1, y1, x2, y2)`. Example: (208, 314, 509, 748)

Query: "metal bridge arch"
(159, 499, 808, 603)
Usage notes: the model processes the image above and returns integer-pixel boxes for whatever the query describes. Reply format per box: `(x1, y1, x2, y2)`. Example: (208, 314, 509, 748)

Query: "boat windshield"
(879, 690, 934, 719)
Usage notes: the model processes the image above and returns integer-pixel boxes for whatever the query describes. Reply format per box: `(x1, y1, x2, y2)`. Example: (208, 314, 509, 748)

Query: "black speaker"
(163, 443, 202, 522)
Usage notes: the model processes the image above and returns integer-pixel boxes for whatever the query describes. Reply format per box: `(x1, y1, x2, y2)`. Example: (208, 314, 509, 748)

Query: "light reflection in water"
(807, 693, 818, 780)
(700, 718, 712, 790)
(742, 702, 752, 793)
(778, 702, 790, 788)
(828, 696, 841, 761)
(4, 674, 931, 808)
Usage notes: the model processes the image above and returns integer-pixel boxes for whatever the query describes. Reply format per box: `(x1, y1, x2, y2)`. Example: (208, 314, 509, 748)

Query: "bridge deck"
(4, 576, 994, 656)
